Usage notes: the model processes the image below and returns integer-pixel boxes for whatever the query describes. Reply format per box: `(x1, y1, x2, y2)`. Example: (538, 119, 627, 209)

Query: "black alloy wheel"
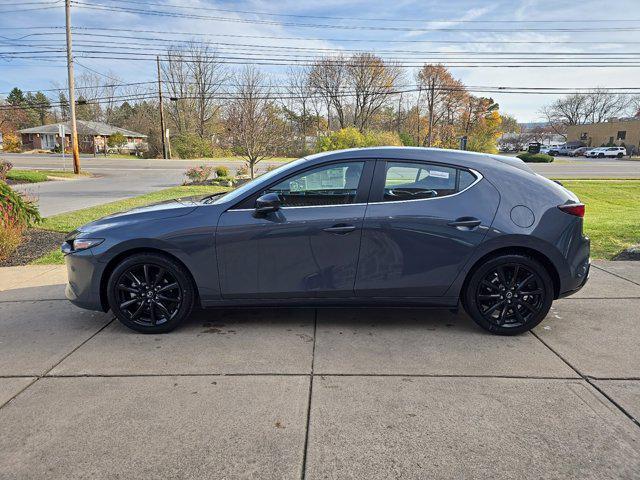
(107, 253, 195, 333)
(463, 254, 553, 335)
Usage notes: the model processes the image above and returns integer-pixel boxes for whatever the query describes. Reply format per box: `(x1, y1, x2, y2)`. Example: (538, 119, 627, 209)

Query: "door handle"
(323, 224, 356, 235)
(447, 217, 482, 229)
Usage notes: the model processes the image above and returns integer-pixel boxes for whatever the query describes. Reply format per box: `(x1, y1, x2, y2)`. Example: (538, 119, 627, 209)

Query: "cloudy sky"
(1, 0, 639, 122)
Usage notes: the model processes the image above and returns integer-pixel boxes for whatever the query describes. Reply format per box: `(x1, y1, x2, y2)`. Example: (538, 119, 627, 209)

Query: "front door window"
(266, 162, 364, 207)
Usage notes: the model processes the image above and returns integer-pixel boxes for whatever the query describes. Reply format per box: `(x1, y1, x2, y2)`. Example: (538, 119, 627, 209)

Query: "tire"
(598, 153, 604, 157)
(107, 253, 195, 333)
(617, 153, 623, 158)
(462, 254, 554, 335)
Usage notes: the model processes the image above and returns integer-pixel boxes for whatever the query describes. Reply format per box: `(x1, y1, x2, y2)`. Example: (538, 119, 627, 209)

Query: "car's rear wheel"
(617, 152, 623, 158)
(107, 253, 195, 333)
(462, 254, 553, 335)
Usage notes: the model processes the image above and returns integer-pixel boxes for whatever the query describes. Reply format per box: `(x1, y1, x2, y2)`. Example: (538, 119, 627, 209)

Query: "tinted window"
(383, 162, 457, 201)
(458, 170, 477, 191)
(267, 162, 364, 207)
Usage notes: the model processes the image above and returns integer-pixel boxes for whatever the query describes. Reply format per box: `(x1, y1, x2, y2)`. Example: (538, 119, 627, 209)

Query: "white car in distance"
(585, 146, 626, 158)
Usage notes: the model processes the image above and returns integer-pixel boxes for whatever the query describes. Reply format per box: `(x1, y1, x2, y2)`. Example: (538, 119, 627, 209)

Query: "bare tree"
(162, 42, 228, 138)
(226, 66, 289, 178)
(308, 56, 348, 129)
(347, 53, 401, 132)
(285, 66, 314, 153)
(585, 88, 634, 123)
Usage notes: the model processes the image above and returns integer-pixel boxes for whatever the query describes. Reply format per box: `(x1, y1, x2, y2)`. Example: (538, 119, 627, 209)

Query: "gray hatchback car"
(63, 147, 590, 335)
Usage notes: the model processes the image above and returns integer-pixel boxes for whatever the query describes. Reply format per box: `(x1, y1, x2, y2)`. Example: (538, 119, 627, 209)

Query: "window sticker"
(428, 170, 450, 179)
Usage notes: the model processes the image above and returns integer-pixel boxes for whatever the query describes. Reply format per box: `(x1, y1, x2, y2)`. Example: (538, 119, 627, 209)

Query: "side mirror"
(255, 192, 281, 215)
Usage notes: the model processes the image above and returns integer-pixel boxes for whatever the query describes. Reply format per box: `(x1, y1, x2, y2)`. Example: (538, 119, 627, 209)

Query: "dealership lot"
(1, 263, 639, 478)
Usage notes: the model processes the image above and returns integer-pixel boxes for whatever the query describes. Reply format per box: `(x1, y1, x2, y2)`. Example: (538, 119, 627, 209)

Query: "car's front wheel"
(462, 254, 553, 335)
(107, 253, 195, 333)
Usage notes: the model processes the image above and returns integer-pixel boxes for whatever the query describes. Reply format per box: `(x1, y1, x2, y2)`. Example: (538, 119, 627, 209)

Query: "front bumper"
(64, 248, 106, 311)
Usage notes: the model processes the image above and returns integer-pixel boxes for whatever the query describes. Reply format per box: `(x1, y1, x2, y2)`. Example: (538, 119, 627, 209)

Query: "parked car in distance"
(568, 146, 588, 157)
(539, 146, 552, 155)
(586, 146, 626, 158)
(62, 147, 590, 336)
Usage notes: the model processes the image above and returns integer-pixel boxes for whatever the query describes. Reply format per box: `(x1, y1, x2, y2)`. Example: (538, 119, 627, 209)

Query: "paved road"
(1, 261, 639, 478)
(5, 153, 640, 217)
(4, 154, 284, 217)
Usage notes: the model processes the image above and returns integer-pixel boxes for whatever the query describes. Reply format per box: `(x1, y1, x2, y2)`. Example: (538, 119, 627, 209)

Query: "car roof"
(304, 146, 535, 174)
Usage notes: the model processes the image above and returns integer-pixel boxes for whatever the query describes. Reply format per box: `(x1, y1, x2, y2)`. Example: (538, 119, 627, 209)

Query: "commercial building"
(566, 117, 640, 153)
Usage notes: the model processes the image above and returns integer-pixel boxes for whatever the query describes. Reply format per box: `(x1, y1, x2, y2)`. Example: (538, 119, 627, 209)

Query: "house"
(567, 117, 640, 153)
(19, 121, 147, 154)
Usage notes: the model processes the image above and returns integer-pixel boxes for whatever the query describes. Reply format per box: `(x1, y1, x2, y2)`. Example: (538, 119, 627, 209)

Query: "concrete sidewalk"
(1, 262, 639, 479)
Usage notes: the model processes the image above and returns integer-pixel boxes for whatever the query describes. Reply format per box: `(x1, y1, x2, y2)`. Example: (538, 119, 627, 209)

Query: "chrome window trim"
(229, 202, 367, 213)
(369, 168, 483, 205)
(224, 168, 483, 212)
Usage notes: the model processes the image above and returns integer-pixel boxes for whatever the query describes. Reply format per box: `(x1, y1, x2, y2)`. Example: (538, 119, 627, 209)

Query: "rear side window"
(381, 162, 476, 202)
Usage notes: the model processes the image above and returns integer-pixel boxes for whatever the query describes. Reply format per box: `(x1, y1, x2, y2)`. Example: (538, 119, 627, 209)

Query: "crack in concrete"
(0, 317, 115, 411)
(300, 308, 318, 480)
(592, 264, 640, 287)
(531, 330, 640, 429)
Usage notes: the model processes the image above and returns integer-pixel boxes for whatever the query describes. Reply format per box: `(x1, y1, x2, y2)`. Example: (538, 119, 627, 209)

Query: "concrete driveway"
(1, 262, 639, 479)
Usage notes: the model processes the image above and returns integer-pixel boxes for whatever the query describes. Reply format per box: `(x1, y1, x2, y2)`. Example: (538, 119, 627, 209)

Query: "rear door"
(355, 159, 500, 297)
(216, 160, 374, 299)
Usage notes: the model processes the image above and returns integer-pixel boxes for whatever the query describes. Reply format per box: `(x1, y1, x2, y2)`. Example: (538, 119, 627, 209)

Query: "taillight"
(558, 203, 585, 217)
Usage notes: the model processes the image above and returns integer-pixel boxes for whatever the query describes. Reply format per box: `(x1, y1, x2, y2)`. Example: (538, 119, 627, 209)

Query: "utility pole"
(157, 55, 168, 159)
(65, 0, 80, 174)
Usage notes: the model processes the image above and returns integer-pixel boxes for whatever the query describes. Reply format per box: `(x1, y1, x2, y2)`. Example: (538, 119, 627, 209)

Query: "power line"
(4, 79, 640, 97)
(8, 38, 640, 57)
(3, 27, 640, 46)
(69, 2, 640, 33)
(6, 52, 640, 67)
(89, 0, 640, 24)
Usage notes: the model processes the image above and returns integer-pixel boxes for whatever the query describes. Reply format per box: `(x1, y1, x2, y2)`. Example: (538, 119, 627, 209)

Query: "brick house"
(19, 120, 147, 154)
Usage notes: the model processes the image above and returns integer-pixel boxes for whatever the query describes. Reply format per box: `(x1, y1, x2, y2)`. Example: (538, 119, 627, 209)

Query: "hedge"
(516, 152, 554, 163)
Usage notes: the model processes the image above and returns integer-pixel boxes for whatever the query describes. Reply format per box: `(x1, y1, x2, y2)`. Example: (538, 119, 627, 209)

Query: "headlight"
(62, 237, 104, 254)
(72, 238, 104, 251)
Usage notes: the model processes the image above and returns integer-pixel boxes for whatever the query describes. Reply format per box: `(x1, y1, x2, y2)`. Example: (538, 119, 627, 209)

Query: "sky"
(1, 0, 639, 122)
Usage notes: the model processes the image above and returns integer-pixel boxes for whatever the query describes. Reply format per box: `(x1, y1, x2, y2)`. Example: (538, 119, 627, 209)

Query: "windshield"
(209, 157, 308, 205)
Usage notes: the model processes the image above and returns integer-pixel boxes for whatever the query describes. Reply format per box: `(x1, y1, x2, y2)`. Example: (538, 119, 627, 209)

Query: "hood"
(76, 197, 201, 234)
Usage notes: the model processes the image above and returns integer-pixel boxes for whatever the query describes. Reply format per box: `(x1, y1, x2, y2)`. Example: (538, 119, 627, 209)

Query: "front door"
(355, 159, 500, 297)
(216, 160, 373, 299)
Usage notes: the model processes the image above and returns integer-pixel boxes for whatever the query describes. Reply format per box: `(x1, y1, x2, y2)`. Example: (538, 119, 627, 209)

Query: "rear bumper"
(557, 234, 591, 298)
(558, 261, 590, 299)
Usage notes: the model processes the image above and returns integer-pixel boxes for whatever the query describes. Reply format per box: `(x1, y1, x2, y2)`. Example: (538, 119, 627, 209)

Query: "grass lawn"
(7, 169, 92, 183)
(562, 180, 640, 259)
(29, 180, 638, 264)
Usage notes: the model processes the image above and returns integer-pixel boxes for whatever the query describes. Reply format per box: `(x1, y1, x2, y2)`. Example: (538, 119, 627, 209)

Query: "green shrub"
(316, 127, 365, 151)
(364, 130, 403, 147)
(516, 152, 554, 163)
(107, 132, 127, 151)
(0, 180, 41, 228)
(171, 133, 215, 159)
(215, 166, 229, 178)
(316, 128, 402, 152)
(399, 131, 417, 146)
